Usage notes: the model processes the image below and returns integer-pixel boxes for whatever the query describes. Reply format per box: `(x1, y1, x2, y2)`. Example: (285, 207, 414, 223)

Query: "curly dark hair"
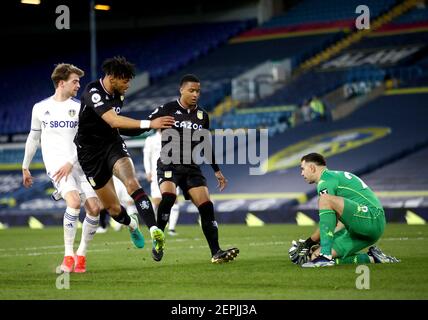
(102, 56, 135, 79)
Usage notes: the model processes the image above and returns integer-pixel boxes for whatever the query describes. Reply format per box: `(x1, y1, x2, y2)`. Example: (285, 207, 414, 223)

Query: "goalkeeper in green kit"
(289, 153, 400, 267)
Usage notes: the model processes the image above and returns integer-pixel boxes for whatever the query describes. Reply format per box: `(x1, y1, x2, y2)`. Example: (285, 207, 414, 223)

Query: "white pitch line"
(381, 237, 425, 241)
(249, 241, 287, 246)
(0, 243, 214, 258)
(1, 236, 422, 258)
(0, 244, 68, 252)
(0, 248, 110, 258)
(0, 241, 132, 252)
(0, 237, 210, 252)
(0, 240, 268, 259)
(0, 233, 288, 253)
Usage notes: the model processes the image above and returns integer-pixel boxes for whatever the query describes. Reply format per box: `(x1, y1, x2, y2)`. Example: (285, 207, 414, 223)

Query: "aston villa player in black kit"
(74, 56, 175, 259)
(148, 74, 239, 263)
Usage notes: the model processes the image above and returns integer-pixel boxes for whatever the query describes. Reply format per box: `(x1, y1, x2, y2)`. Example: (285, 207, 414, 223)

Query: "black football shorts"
(157, 161, 207, 200)
(77, 140, 130, 190)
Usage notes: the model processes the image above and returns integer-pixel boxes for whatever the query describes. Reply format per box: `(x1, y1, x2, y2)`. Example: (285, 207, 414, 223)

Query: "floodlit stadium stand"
(1, 0, 428, 226)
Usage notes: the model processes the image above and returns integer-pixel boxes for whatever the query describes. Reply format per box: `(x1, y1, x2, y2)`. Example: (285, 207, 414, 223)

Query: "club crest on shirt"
(68, 109, 76, 117)
(120, 95, 124, 101)
(197, 110, 203, 120)
(165, 171, 172, 178)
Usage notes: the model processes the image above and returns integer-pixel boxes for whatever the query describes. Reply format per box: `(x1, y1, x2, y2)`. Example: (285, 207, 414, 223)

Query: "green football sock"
(319, 209, 336, 256)
(335, 254, 371, 265)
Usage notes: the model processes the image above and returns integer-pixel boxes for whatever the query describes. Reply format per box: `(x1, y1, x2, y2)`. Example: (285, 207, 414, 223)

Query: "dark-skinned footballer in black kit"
(74, 56, 175, 259)
(147, 74, 239, 263)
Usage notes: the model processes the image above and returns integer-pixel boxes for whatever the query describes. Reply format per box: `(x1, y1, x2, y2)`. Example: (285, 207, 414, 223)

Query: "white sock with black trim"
(63, 207, 80, 256)
(76, 214, 100, 257)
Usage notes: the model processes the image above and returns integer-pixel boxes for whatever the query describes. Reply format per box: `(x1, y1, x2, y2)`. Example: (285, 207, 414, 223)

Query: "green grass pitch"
(0, 223, 427, 299)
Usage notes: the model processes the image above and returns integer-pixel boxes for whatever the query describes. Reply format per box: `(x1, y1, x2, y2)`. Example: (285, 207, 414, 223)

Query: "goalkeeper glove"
(288, 237, 319, 265)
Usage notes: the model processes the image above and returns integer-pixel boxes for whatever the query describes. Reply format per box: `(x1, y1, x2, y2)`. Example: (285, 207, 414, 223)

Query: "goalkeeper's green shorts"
(332, 198, 386, 258)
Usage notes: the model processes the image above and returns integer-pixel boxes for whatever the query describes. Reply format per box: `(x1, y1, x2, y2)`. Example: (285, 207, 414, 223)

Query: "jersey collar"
(50, 95, 72, 104)
(99, 78, 114, 97)
(318, 168, 328, 183)
(177, 99, 198, 113)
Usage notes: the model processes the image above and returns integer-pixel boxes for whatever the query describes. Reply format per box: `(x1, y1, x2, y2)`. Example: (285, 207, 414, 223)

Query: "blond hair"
(51, 63, 84, 88)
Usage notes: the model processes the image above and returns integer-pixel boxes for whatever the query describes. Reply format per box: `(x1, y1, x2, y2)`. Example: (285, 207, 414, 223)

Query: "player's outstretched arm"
(22, 129, 41, 188)
(22, 168, 33, 188)
(150, 116, 176, 129)
(101, 109, 175, 130)
(214, 171, 228, 192)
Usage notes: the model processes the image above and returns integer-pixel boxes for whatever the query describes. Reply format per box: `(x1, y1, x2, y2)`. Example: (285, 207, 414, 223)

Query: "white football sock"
(128, 214, 138, 231)
(168, 204, 180, 231)
(76, 214, 99, 256)
(126, 204, 138, 216)
(63, 207, 80, 256)
(149, 225, 160, 237)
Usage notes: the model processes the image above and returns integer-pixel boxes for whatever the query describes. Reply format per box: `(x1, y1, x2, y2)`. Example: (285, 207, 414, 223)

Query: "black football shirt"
(148, 99, 218, 171)
(75, 79, 124, 148)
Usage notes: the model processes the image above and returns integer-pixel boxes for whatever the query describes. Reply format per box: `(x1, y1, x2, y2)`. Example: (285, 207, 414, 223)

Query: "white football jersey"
(143, 131, 179, 198)
(143, 131, 162, 177)
(30, 96, 80, 175)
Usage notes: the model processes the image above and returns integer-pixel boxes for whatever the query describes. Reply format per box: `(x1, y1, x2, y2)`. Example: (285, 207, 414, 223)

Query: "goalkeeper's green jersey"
(316, 169, 383, 210)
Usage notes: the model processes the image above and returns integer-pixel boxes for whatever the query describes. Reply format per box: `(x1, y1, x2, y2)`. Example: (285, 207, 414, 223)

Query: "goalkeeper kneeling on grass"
(289, 153, 400, 268)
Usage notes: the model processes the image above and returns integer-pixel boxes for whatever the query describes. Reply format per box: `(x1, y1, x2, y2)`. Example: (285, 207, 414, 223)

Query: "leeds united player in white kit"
(22, 64, 100, 273)
(96, 176, 139, 233)
(144, 129, 180, 236)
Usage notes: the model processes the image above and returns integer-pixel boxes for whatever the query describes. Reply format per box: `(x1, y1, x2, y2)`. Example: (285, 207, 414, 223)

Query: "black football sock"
(157, 192, 177, 231)
(198, 201, 220, 256)
(131, 188, 157, 228)
(99, 209, 108, 228)
(111, 206, 130, 225)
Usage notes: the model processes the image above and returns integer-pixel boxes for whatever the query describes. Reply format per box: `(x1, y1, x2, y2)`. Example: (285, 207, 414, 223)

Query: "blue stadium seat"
(393, 4, 428, 24)
(0, 21, 253, 135)
(262, 0, 396, 28)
